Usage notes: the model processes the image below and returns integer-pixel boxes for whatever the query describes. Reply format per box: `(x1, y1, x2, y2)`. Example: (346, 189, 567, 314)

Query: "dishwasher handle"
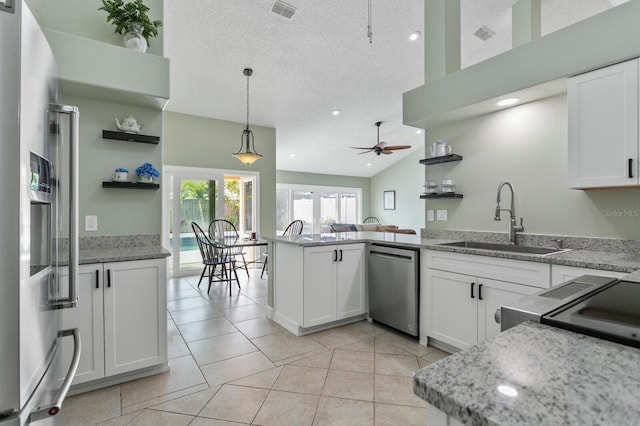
(369, 250, 413, 262)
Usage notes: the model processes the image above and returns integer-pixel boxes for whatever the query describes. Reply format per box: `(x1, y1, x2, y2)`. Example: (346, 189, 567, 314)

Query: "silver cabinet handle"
(30, 328, 81, 421)
(50, 104, 79, 309)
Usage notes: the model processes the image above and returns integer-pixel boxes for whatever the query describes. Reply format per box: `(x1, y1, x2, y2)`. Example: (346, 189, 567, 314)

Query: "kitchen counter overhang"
(266, 232, 640, 274)
(413, 321, 640, 425)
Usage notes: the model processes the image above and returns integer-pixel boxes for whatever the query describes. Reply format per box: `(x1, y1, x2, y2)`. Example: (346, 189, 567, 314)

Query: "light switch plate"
(427, 210, 435, 222)
(436, 209, 448, 221)
(85, 215, 98, 231)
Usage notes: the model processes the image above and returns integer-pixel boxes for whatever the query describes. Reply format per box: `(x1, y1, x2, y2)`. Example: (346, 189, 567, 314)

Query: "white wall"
(424, 94, 640, 239)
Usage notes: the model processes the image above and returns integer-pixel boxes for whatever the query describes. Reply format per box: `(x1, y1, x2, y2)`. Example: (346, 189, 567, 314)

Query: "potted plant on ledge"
(99, 0, 162, 53)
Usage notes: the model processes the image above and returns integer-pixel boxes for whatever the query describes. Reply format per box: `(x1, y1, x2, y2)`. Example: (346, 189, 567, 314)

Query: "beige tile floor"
(62, 270, 450, 425)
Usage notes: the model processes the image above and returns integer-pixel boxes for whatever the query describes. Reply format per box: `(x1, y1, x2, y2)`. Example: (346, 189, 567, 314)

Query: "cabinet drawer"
(426, 250, 550, 288)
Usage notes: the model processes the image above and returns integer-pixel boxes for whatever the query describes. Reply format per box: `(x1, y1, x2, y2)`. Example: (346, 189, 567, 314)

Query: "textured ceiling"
(163, 0, 624, 178)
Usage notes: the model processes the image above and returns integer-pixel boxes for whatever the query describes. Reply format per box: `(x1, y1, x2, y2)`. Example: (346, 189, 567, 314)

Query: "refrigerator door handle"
(30, 328, 82, 422)
(50, 104, 80, 310)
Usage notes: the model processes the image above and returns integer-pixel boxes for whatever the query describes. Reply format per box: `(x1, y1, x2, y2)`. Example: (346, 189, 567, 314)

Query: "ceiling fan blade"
(350, 147, 375, 150)
(384, 145, 412, 150)
(357, 150, 373, 155)
(381, 150, 393, 155)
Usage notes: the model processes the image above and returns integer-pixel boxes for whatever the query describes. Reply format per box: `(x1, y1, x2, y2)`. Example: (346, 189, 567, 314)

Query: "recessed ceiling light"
(366, 163, 372, 167)
(289, 153, 296, 158)
(332, 109, 341, 116)
(497, 98, 520, 107)
(409, 31, 421, 41)
(416, 129, 423, 134)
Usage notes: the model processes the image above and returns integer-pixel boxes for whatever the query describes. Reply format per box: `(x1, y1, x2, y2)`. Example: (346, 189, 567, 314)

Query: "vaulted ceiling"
(163, 0, 625, 177)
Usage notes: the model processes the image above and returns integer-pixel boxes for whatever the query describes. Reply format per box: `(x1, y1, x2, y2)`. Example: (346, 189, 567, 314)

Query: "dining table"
(213, 237, 268, 269)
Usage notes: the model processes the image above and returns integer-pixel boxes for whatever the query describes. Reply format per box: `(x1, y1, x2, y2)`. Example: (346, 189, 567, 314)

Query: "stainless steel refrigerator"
(0, 1, 81, 424)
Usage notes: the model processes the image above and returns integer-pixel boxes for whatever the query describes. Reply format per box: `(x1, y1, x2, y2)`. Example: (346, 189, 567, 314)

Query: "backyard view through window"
(165, 167, 258, 277)
(276, 184, 361, 234)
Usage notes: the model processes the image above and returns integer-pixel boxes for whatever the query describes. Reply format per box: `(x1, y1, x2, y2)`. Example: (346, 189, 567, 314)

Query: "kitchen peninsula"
(268, 231, 640, 342)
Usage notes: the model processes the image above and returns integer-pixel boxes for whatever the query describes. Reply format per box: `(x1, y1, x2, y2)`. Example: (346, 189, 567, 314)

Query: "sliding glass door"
(164, 166, 259, 277)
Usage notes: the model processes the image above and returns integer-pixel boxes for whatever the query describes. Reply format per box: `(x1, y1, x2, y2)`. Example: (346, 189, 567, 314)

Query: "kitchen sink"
(437, 241, 572, 256)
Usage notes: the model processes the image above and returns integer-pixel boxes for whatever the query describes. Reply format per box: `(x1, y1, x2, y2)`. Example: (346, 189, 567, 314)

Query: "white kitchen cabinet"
(424, 269, 539, 350)
(423, 251, 548, 350)
(551, 264, 625, 286)
(59, 258, 167, 386)
(303, 244, 365, 328)
(568, 58, 639, 188)
(273, 242, 365, 335)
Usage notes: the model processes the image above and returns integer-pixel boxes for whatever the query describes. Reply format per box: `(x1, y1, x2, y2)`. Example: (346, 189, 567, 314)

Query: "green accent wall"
(370, 151, 425, 232)
(423, 94, 640, 239)
(164, 111, 277, 237)
(65, 96, 163, 237)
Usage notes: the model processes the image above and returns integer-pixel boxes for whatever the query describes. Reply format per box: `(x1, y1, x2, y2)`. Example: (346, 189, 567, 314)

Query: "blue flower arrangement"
(135, 162, 160, 178)
(115, 167, 128, 173)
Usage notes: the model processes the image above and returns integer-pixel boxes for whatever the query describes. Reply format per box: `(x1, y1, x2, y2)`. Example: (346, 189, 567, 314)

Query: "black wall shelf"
(420, 193, 463, 199)
(102, 130, 160, 144)
(419, 154, 463, 165)
(102, 181, 159, 190)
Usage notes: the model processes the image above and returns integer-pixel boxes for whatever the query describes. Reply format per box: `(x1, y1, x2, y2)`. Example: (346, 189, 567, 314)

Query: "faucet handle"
(551, 239, 563, 249)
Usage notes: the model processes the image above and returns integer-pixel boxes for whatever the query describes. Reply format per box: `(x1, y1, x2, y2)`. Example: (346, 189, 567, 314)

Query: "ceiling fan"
(351, 121, 411, 155)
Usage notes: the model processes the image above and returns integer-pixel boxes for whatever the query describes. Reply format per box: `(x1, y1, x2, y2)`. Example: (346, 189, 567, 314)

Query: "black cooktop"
(542, 280, 640, 348)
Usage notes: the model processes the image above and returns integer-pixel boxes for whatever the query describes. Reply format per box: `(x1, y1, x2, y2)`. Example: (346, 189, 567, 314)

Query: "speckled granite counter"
(267, 232, 640, 273)
(55, 234, 170, 265)
(78, 245, 170, 264)
(413, 321, 640, 426)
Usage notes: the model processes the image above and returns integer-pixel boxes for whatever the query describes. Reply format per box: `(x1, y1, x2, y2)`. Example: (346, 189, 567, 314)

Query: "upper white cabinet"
(568, 59, 639, 188)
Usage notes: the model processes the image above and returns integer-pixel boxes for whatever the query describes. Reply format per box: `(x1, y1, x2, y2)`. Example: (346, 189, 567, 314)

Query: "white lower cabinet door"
(59, 264, 105, 385)
(303, 246, 337, 327)
(426, 269, 478, 350)
(103, 259, 167, 376)
(477, 279, 540, 342)
(335, 244, 365, 320)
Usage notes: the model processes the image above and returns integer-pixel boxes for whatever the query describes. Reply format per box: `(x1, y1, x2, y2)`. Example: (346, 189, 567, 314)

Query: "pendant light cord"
(246, 72, 250, 130)
(367, 0, 373, 43)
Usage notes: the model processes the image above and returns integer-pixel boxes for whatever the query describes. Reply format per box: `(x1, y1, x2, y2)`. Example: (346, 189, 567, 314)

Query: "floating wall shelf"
(420, 193, 463, 199)
(102, 181, 159, 190)
(419, 154, 463, 165)
(102, 130, 160, 144)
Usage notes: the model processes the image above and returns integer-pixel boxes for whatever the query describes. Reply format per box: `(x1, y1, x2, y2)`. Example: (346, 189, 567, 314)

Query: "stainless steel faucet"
(494, 181, 524, 244)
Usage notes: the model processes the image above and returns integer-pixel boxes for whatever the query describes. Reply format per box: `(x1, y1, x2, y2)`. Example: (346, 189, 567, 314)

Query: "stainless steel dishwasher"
(367, 244, 419, 336)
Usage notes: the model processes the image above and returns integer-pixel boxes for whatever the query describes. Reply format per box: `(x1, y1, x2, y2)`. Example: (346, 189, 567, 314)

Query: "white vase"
(138, 175, 153, 183)
(123, 23, 147, 53)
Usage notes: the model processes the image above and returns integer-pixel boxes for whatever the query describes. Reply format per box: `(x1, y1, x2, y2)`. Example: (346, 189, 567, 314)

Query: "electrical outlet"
(436, 209, 448, 221)
(427, 210, 435, 222)
(85, 215, 98, 231)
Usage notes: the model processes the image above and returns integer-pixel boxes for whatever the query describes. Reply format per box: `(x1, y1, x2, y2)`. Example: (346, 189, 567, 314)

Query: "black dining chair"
(191, 222, 240, 293)
(209, 219, 250, 278)
(363, 216, 380, 224)
(261, 219, 304, 278)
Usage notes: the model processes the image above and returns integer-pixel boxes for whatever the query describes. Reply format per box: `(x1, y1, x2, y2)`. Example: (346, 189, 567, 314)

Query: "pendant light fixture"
(233, 68, 262, 165)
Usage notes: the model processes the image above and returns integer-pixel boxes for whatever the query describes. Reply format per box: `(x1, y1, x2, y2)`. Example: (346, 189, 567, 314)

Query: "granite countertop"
(413, 321, 640, 426)
(79, 245, 170, 264)
(56, 245, 170, 265)
(267, 233, 640, 274)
